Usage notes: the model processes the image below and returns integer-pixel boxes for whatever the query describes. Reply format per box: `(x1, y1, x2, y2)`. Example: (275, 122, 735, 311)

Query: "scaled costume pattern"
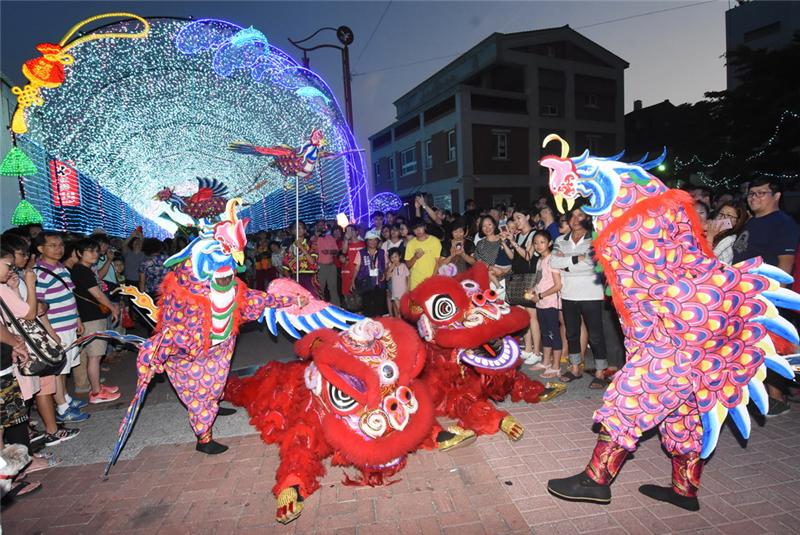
(541, 135, 799, 509)
(107, 199, 360, 472)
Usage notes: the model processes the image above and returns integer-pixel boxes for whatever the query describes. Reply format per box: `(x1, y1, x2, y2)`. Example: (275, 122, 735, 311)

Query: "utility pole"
(289, 26, 355, 129)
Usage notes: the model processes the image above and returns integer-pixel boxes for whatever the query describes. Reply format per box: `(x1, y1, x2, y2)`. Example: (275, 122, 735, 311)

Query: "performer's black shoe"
(638, 484, 700, 511)
(217, 406, 237, 416)
(547, 472, 611, 504)
(196, 439, 229, 455)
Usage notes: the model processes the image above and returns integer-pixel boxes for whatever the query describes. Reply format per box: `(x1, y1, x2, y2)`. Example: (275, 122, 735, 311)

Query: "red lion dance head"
(226, 317, 436, 523)
(296, 317, 434, 470)
(400, 263, 530, 373)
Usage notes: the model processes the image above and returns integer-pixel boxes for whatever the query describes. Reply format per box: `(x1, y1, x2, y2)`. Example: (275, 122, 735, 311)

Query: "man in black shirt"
(732, 179, 800, 416)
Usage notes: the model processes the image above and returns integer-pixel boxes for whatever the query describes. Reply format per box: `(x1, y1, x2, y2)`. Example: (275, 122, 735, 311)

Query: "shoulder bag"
(506, 232, 541, 307)
(0, 297, 66, 376)
(36, 266, 111, 315)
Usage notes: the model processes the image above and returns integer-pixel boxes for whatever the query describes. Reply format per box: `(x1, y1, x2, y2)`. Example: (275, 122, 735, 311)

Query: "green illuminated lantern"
(0, 147, 37, 176)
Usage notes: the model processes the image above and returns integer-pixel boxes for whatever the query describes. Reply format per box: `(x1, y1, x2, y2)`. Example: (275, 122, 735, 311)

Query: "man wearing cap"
(404, 219, 441, 290)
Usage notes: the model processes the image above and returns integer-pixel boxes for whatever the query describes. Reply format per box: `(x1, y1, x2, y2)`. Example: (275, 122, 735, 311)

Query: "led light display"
(0, 147, 37, 176)
(369, 192, 403, 213)
(10, 200, 43, 226)
(22, 17, 369, 231)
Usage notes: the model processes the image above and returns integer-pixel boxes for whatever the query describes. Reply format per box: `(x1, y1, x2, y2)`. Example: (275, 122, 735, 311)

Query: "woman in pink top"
(527, 231, 563, 379)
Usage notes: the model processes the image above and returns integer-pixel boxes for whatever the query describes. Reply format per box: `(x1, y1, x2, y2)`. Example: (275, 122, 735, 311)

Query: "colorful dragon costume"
(224, 318, 441, 524)
(400, 263, 565, 440)
(105, 199, 360, 472)
(541, 134, 800, 511)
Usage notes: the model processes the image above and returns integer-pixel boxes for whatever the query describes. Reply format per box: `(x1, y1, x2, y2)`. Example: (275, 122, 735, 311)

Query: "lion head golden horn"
(224, 198, 243, 223)
(542, 134, 570, 159)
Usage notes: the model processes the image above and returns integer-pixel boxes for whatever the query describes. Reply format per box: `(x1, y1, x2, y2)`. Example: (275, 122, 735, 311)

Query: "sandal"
(589, 377, 609, 390)
(542, 368, 561, 379)
(26, 455, 62, 474)
(530, 362, 547, 371)
(5, 480, 42, 499)
(560, 371, 581, 382)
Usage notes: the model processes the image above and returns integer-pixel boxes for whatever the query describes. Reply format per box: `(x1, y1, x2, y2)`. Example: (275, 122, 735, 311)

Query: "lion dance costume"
(225, 318, 438, 523)
(540, 135, 800, 511)
(401, 264, 566, 441)
(106, 199, 360, 472)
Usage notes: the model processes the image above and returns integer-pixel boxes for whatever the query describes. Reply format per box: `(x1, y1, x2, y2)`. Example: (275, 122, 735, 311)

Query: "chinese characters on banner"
(49, 159, 81, 206)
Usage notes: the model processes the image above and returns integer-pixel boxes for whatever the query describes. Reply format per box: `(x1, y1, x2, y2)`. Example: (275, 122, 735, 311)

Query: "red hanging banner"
(49, 159, 80, 207)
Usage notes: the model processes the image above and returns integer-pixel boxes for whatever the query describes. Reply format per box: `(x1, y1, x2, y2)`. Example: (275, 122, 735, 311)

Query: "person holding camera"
(439, 218, 476, 274)
(706, 201, 746, 264)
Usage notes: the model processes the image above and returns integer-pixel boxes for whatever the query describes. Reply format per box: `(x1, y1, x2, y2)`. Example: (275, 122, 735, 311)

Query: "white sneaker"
(521, 351, 542, 365)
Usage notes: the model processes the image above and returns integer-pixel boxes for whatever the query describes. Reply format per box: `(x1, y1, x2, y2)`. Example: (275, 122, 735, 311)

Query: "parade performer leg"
(639, 405, 703, 511)
(548, 342, 693, 503)
(163, 341, 233, 454)
(547, 428, 629, 503)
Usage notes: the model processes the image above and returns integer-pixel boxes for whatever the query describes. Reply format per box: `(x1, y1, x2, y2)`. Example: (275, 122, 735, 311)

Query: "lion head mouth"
(457, 336, 520, 372)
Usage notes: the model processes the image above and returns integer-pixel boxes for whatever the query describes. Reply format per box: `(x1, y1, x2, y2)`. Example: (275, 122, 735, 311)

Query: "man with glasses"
(733, 179, 800, 416)
(34, 232, 90, 425)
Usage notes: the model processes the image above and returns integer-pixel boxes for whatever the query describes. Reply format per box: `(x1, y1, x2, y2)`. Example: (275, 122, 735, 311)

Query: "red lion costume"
(225, 317, 439, 523)
(400, 264, 565, 440)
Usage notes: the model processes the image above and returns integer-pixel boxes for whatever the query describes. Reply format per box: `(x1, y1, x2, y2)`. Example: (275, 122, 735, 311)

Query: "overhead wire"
(354, 1, 393, 68)
(352, 0, 717, 78)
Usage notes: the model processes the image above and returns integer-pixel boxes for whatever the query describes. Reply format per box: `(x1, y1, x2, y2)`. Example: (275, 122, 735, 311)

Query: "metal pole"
(341, 45, 354, 129)
(295, 176, 300, 282)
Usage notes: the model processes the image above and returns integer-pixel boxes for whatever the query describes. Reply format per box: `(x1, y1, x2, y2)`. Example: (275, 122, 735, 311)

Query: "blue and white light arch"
(23, 16, 369, 231)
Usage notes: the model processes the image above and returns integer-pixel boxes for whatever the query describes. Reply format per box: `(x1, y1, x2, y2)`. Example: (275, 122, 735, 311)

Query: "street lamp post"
(288, 26, 355, 128)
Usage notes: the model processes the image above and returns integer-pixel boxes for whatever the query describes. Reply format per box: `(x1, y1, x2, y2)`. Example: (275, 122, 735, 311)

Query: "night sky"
(1, 1, 730, 155)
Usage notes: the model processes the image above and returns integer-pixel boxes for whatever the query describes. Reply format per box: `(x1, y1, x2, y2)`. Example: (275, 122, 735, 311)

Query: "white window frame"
(492, 131, 509, 160)
(542, 104, 559, 117)
(425, 139, 433, 169)
(373, 162, 380, 185)
(585, 94, 599, 109)
(400, 147, 417, 176)
(389, 155, 395, 180)
(447, 129, 456, 162)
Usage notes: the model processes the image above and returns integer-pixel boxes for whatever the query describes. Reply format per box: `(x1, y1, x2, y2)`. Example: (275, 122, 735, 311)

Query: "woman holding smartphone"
(707, 201, 747, 264)
(440, 219, 476, 274)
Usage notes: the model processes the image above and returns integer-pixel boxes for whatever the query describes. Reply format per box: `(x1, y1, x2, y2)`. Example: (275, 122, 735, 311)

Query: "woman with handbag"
(69, 239, 121, 405)
(1, 244, 71, 474)
(506, 208, 542, 366)
(3, 235, 79, 451)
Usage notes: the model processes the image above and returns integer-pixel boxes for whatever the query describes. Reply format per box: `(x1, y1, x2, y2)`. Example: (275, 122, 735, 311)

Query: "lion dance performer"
(540, 134, 800, 511)
(225, 318, 440, 523)
(105, 199, 360, 473)
(401, 263, 566, 441)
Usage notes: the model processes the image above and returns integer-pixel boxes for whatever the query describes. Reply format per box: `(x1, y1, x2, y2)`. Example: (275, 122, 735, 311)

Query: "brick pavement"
(3, 396, 800, 534)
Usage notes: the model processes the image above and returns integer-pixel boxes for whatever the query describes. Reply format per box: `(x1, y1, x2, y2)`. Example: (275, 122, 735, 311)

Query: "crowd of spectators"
(1, 177, 799, 500)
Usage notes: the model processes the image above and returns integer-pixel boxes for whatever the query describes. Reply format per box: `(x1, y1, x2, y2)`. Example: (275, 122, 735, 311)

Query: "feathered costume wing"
(540, 135, 800, 459)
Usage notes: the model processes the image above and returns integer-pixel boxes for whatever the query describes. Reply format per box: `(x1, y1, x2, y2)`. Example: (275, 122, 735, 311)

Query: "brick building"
(368, 25, 628, 213)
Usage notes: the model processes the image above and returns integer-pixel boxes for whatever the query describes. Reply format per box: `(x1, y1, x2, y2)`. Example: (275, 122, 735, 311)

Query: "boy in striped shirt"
(35, 232, 89, 422)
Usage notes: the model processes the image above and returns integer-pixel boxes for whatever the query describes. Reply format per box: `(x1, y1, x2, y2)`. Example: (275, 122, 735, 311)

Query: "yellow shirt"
(404, 235, 442, 290)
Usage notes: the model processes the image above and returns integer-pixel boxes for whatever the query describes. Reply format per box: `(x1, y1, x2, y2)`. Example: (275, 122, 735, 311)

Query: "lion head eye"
(424, 294, 457, 321)
(378, 361, 399, 385)
(327, 383, 358, 413)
